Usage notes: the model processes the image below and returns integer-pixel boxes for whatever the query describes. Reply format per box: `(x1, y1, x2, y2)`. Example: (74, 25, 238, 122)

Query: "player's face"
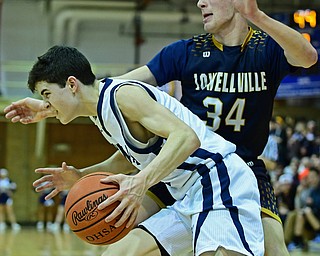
(35, 81, 79, 124)
(197, 0, 235, 33)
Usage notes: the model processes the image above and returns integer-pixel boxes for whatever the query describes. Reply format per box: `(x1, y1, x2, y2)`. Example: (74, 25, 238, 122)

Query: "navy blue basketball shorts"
(247, 159, 281, 223)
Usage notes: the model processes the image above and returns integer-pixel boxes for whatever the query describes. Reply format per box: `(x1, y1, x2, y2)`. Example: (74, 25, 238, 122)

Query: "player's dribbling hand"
(33, 162, 81, 200)
(4, 97, 56, 124)
(98, 173, 147, 228)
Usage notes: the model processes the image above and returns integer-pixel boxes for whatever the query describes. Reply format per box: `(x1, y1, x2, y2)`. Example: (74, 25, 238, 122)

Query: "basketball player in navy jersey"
(114, 1, 318, 255)
(7, 46, 264, 255)
(3, 0, 318, 255)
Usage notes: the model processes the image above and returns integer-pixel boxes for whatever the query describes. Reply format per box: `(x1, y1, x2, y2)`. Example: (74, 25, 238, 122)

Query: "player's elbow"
(186, 129, 201, 150)
(194, 134, 201, 149)
(302, 47, 318, 68)
(287, 46, 318, 68)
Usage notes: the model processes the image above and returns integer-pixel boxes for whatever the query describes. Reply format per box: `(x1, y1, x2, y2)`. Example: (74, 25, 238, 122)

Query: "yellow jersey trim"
(211, 27, 254, 52)
(146, 190, 166, 209)
(261, 207, 282, 224)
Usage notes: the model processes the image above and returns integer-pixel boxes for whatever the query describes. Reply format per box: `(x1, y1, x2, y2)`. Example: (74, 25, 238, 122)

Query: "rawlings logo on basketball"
(65, 173, 132, 245)
(71, 194, 108, 225)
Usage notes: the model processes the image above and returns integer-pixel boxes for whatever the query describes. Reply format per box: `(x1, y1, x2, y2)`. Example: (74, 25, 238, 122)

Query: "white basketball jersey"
(90, 78, 236, 200)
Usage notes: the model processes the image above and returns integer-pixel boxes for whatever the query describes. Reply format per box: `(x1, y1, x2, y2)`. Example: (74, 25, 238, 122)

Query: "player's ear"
(67, 76, 78, 93)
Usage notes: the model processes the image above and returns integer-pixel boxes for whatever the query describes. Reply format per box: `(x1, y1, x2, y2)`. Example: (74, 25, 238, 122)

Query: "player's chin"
(203, 23, 216, 33)
(58, 116, 75, 125)
(204, 25, 212, 32)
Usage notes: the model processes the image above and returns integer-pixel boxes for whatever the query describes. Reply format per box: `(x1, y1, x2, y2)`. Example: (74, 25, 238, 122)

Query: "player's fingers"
(34, 185, 46, 192)
(100, 175, 119, 185)
(20, 118, 33, 124)
(104, 201, 127, 224)
(33, 181, 43, 190)
(32, 175, 53, 187)
(45, 189, 59, 200)
(35, 168, 61, 174)
(104, 209, 119, 223)
(114, 207, 131, 227)
(114, 200, 137, 228)
(3, 105, 12, 113)
(4, 109, 16, 118)
(8, 115, 24, 123)
(35, 168, 50, 174)
(125, 208, 138, 228)
(97, 190, 121, 210)
(61, 162, 70, 171)
(12, 117, 23, 123)
(34, 181, 54, 192)
(3, 104, 21, 114)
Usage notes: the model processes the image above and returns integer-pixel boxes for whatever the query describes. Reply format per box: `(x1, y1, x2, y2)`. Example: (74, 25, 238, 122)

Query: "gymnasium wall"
(0, 116, 116, 222)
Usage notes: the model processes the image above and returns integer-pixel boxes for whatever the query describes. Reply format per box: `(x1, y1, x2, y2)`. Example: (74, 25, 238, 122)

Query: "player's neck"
(212, 15, 249, 46)
(79, 80, 100, 116)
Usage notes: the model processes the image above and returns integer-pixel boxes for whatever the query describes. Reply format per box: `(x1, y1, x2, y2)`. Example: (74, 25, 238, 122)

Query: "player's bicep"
(116, 86, 187, 139)
(139, 101, 187, 139)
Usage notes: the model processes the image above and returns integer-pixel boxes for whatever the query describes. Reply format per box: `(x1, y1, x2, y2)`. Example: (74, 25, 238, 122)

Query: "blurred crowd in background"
(261, 116, 320, 252)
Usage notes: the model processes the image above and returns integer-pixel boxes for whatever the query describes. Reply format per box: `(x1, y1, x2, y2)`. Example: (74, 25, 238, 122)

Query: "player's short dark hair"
(28, 45, 96, 93)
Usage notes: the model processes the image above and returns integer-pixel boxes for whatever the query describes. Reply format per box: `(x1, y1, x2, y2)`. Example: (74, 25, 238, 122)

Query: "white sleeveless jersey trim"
(93, 78, 236, 199)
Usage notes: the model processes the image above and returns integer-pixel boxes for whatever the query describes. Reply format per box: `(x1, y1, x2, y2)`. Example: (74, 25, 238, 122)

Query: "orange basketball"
(65, 172, 133, 245)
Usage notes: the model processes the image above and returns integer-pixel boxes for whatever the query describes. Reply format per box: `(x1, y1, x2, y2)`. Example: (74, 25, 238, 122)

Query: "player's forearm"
(80, 151, 136, 175)
(113, 66, 158, 86)
(249, 11, 318, 67)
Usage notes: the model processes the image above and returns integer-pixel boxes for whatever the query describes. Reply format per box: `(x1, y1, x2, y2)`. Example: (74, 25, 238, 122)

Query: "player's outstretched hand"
(232, 0, 260, 20)
(33, 162, 81, 200)
(98, 174, 147, 228)
(4, 97, 56, 124)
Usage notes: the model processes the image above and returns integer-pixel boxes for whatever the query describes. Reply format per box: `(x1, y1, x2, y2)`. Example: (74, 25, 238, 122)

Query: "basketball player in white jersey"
(5, 46, 263, 256)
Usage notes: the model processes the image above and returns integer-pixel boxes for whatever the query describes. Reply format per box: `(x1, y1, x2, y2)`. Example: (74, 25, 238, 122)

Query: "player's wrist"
(246, 10, 266, 25)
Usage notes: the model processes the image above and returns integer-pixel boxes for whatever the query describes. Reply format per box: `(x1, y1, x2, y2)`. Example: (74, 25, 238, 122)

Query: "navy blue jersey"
(147, 28, 297, 160)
